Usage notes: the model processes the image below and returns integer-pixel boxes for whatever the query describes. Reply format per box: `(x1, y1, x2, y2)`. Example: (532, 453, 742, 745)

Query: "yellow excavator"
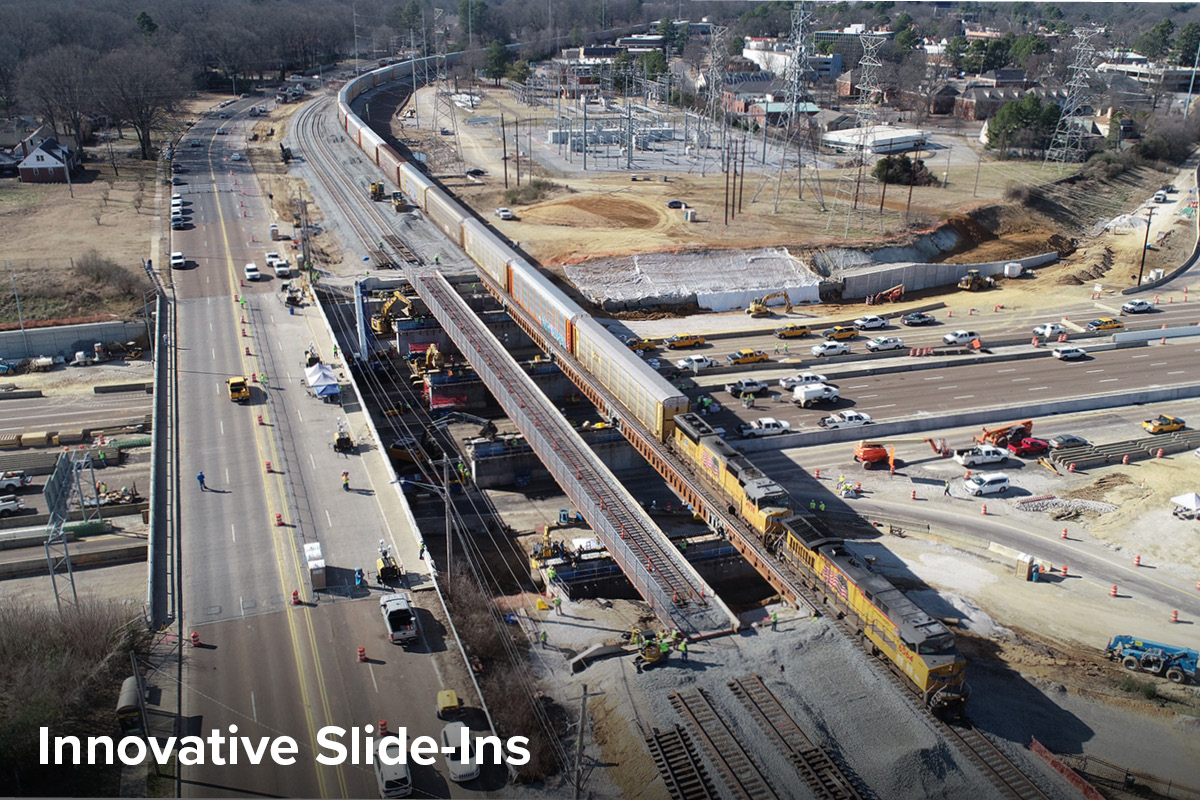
(746, 291, 793, 317)
(371, 290, 414, 336)
(369, 181, 385, 201)
(408, 343, 445, 378)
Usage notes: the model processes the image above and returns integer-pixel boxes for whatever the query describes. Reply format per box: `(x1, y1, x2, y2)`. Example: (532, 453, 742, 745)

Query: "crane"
(746, 291, 794, 317)
(973, 420, 1032, 448)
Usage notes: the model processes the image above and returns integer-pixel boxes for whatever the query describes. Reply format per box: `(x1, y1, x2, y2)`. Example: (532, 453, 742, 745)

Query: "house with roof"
(976, 69, 1027, 88)
(954, 86, 1070, 121)
(18, 137, 78, 183)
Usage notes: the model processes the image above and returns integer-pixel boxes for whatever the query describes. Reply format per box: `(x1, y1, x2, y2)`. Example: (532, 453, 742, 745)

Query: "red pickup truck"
(1007, 437, 1049, 457)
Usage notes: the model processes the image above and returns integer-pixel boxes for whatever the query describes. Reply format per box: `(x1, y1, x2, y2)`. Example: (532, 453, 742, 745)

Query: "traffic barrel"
(1134, 554, 1142, 567)
(1156, 448, 1164, 459)
(1110, 585, 1118, 598)
(1069, 463, 1076, 473)
(1171, 610, 1179, 623)
(357, 647, 367, 663)
(241, 327, 247, 337)
(191, 631, 200, 647)
(252, 373, 258, 383)
(814, 468, 821, 479)
(265, 460, 272, 473)
(245, 346, 250, 356)
(1122, 454, 1129, 465)
(1031, 337, 1039, 348)
(275, 513, 283, 527)
(292, 589, 300, 605)
(980, 504, 987, 516)
(1060, 565, 1068, 577)
(378, 720, 388, 735)
(910, 490, 916, 500)
(1061, 529, 1068, 539)
(257, 414, 264, 425)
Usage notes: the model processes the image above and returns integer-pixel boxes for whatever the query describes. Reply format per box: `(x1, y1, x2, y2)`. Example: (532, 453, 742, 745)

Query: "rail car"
(672, 413, 967, 710)
(337, 65, 688, 442)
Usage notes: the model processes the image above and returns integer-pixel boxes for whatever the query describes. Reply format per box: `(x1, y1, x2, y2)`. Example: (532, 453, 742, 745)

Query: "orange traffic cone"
(191, 631, 200, 647)
(357, 647, 367, 663)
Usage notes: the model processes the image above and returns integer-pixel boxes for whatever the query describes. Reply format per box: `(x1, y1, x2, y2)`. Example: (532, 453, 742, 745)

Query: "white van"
(964, 472, 1010, 496)
(374, 738, 413, 797)
(792, 384, 840, 407)
(244, 263, 261, 281)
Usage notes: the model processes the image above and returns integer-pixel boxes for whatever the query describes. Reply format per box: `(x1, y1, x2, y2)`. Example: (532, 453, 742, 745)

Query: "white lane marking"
(924, 376, 943, 381)
(212, 348, 216, 360)
(326, 509, 333, 528)
(847, 384, 869, 389)
(1131, 354, 1150, 359)
(286, 370, 293, 381)
(210, 322, 213, 332)
(310, 453, 316, 470)
(231, 524, 236, 543)
(936, 385, 959, 391)
(369, 663, 379, 693)
(869, 403, 897, 409)
(279, 340, 285, 352)
(997, 368, 1016, 373)
(220, 420, 225, 436)
(1150, 362, 1168, 366)
(251, 691, 258, 723)
(1011, 377, 1032, 382)
(1027, 386, 1049, 391)
(953, 395, 975, 400)
(296, 407, 303, 422)
(1168, 370, 1186, 375)
(860, 394, 878, 399)
(1086, 369, 1104, 374)
(239, 597, 245, 617)
(225, 467, 230, 484)
(271, 315, 276, 325)
(1099, 378, 1119, 383)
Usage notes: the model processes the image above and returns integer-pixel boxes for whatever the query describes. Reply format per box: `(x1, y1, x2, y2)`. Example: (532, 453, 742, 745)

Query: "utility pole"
(8, 261, 29, 356)
(905, 149, 919, 222)
(514, 117, 521, 185)
(973, 154, 982, 197)
(1187, 34, 1200, 121)
(353, 3, 359, 74)
(443, 457, 453, 589)
(1137, 206, 1156, 286)
(501, 115, 509, 188)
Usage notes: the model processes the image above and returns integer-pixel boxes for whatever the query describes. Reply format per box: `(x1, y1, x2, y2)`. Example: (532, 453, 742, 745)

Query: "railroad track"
(645, 727, 719, 800)
(383, 233, 422, 264)
(941, 723, 1050, 800)
(728, 675, 864, 800)
(669, 688, 779, 800)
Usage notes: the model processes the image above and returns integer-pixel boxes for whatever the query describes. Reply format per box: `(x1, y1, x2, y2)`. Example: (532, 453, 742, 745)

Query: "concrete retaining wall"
(839, 252, 1058, 299)
(0, 320, 150, 361)
(1112, 324, 1200, 343)
(737, 381, 1200, 452)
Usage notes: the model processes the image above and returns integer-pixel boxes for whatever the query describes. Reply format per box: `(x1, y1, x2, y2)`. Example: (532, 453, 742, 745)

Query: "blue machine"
(1105, 635, 1198, 684)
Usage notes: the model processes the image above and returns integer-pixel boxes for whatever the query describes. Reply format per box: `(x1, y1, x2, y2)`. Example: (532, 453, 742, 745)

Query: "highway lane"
(0, 391, 151, 434)
(690, 339, 1200, 433)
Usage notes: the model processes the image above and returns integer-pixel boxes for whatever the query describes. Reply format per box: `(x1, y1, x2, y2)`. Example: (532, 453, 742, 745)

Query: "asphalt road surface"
(172, 98, 491, 798)
(0, 390, 151, 436)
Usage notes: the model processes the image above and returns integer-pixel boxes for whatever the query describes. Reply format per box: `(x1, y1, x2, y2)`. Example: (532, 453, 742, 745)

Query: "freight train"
(337, 67, 687, 441)
(674, 413, 967, 710)
(339, 66, 966, 710)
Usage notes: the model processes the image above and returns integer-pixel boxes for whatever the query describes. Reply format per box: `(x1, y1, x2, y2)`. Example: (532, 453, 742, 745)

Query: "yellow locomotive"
(672, 412, 967, 711)
(673, 413, 790, 535)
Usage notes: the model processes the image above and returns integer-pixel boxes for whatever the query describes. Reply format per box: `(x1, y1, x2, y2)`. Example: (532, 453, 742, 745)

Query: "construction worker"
(679, 640, 688, 662)
(631, 625, 641, 647)
(770, 610, 778, 631)
(809, 499, 816, 511)
(540, 630, 548, 649)
(341, 471, 350, 491)
(332, 345, 338, 357)
(418, 541, 426, 559)
(553, 595, 563, 616)
(944, 480, 951, 496)
(783, 344, 789, 355)
(818, 501, 825, 513)
(659, 639, 670, 659)
(197, 471, 206, 491)
(773, 344, 780, 354)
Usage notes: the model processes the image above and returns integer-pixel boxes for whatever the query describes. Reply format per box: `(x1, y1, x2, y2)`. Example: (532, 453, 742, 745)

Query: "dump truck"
(1106, 635, 1197, 684)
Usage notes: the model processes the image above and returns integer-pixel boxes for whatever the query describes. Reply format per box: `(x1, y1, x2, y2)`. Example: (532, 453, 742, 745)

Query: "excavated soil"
(522, 195, 666, 231)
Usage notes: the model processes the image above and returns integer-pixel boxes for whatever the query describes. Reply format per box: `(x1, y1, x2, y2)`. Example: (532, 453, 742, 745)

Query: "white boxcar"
(399, 163, 435, 209)
(461, 218, 512, 288)
(572, 316, 688, 441)
(425, 187, 464, 246)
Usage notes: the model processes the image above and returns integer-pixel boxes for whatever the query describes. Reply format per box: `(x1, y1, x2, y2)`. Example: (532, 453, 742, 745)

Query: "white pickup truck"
(792, 384, 840, 407)
(0, 494, 26, 518)
(380, 593, 419, 644)
(737, 418, 792, 438)
(817, 411, 873, 429)
(953, 444, 1009, 467)
(0, 471, 33, 491)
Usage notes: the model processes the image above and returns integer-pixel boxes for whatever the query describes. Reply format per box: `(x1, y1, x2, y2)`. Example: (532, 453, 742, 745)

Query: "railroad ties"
(942, 724, 1051, 800)
(645, 727, 719, 800)
(669, 688, 780, 800)
(410, 270, 732, 637)
(366, 246, 394, 270)
(382, 234, 421, 264)
(728, 675, 865, 800)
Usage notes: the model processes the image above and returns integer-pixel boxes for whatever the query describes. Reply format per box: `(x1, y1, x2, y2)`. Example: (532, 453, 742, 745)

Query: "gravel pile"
(1014, 498, 1117, 514)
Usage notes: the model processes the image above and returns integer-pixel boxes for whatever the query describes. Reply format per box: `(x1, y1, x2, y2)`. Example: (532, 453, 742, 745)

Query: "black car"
(901, 312, 936, 326)
(666, 200, 687, 209)
(465, 168, 486, 177)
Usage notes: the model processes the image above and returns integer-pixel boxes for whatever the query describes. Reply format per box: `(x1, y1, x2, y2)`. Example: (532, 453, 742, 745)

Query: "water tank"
(1003, 262, 1023, 278)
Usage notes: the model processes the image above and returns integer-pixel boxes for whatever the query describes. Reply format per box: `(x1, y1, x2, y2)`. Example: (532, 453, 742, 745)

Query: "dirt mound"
(1062, 473, 1136, 503)
(521, 195, 664, 230)
(1047, 233, 1077, 257)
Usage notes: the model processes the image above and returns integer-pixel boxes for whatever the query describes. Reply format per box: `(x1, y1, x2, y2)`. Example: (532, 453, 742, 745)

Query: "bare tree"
(96, 46, 187, 160)
(22, 45, 98, 153)
(205, 23, 256, 95)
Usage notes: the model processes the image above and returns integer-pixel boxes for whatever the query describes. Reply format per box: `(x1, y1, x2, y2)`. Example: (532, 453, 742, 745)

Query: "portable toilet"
(304, 542, 326, 590)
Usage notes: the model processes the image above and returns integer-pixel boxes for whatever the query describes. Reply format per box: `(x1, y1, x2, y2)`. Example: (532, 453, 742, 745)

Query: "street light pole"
(1187, 35, 1200, 121)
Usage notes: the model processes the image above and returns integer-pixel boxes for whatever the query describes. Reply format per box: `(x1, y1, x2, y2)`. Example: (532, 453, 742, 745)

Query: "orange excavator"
(867, 284, 904, 305)
(853, 438, 950, 469)
(973, 420, 1032, 448)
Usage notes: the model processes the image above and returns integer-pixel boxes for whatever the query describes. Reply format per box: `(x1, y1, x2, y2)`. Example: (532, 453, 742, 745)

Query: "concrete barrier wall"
(736, 381, 1200, 452)
(0, 320, 149, 361)
(841, 252, 1058, 299)
(1112, 324, 1200, 343)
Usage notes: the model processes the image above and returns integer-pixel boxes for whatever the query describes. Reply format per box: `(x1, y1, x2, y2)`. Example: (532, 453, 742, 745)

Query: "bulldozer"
(369, 181, 385, 201)
(371, 290, 414, 336)
(973, 420, 1032, 448)
(958, 269, 995, 291)
(854, 438, 950, 469)
(391, 191, 409, 212)
(746, 291, 793, 317)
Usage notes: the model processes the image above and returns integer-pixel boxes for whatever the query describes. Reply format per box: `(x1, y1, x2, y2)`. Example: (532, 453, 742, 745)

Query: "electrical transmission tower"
(1044, 28, 1099, 170)
(429, 8, 463, 173)
(828, 32, 886, 235)
(697, 24, 728, 178)
(772, 1, 825, 212)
